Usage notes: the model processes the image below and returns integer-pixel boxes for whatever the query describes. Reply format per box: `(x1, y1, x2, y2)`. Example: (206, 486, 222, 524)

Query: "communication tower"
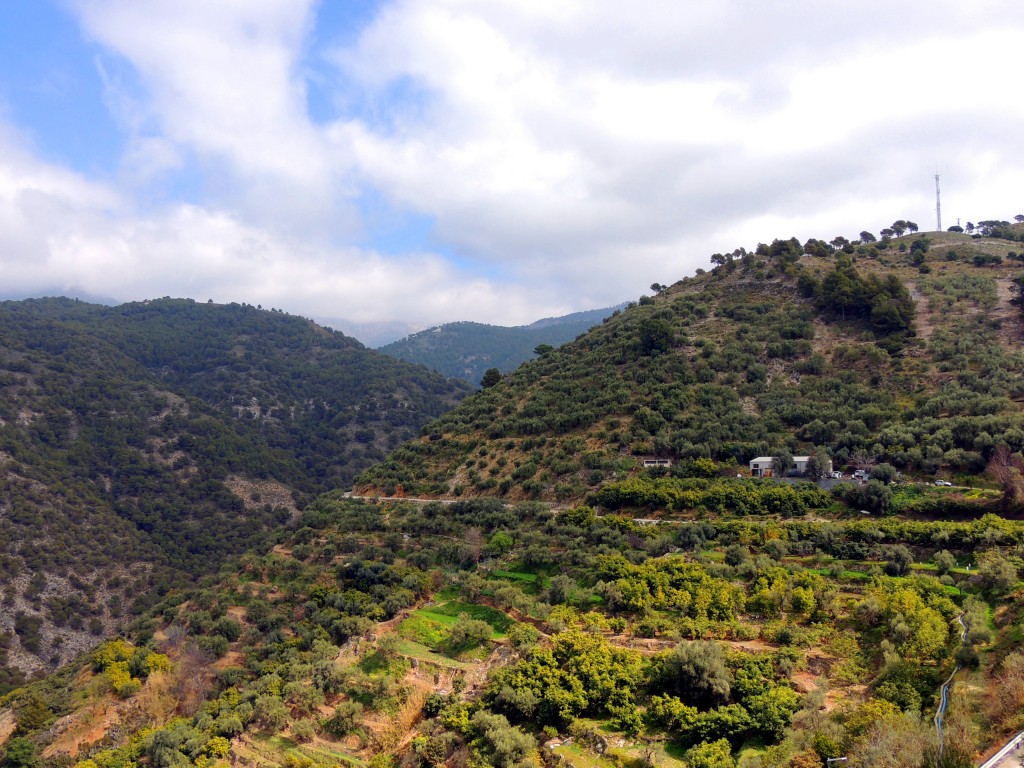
(935, 172, 942, 231)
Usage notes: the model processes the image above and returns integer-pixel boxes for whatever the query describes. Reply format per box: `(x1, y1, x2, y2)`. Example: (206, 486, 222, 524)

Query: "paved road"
(980, 732, 1024, 768)
(986, 747, 1024, 768)
(344, 492, 566, 510)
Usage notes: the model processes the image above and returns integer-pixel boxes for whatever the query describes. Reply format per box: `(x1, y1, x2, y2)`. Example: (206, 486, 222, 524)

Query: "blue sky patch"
(0, 0, 124, 174)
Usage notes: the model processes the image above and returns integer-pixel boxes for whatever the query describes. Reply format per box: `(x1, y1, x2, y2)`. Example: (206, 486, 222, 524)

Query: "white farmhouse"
(749, 455, 832, 478)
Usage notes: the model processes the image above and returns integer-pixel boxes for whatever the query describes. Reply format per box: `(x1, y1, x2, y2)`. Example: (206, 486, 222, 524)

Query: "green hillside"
(377, 305, 624, 384)
(6, 222, 1024, 768)
(3, 492, 1024, 768)
(357, 227, 1024, 501)
(0, 298, 468, 683)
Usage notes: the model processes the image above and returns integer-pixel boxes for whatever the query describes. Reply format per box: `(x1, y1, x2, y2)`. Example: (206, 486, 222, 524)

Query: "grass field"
(551, 743, 618, 768)
(398, 600, 514, 651)
(492, 569, 546, 593)
(395, 638, 473, 669)
(397, 611, 450, 647)
(244, 734, 364, 768)
(424, 601, 514, 634)
(911, 562, 974, 574)
(804, 567, 872, 581)
(492, 569, 539, 583)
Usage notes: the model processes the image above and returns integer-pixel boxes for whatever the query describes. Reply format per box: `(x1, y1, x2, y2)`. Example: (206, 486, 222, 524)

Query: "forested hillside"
(6, 222, 1024, 768)
(358, 225, 1024, 502)
(378, 305, 624, 384)
(0, 298, 468, 683)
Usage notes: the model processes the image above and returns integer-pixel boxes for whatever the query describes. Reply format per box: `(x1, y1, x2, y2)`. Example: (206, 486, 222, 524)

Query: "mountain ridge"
(377, 304, 627, 384)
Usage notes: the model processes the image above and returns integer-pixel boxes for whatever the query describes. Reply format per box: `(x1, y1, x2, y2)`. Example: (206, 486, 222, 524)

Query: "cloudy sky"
(0, 1, 1021, 342)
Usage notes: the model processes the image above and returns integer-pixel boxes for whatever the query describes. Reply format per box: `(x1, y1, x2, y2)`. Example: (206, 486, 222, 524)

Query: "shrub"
(322, 700, 363, 737)
(446, 614, 493, 651)
(685, 739, 736, 768)
(292, 719, 317, 743)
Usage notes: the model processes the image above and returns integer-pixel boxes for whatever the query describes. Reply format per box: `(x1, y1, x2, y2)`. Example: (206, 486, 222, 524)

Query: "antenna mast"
(935, 172, 942, 231)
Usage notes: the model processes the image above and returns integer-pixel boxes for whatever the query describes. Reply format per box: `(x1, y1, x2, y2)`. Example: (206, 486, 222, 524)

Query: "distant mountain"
(0, 286, 120, 306)
(0, 297, 468, 682)
(377, 304, 627, 384)
(526, 305, 624, 330)
(315, 316, 425, 347)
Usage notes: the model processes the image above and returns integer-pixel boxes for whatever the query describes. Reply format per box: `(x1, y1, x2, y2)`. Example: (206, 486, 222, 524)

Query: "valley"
(0, 298, 469, 681)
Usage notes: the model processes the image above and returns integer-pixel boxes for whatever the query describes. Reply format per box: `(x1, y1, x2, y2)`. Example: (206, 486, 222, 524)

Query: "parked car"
(934, 480, 953, 487)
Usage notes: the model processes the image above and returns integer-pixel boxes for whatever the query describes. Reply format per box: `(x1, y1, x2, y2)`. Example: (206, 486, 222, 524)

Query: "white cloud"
(70, 0, 345, 233)
(326, 0, 1024, 298)
(0, 118, 557, 328)
(73, 0, 321, 176)
(4, 0, 1023, 332)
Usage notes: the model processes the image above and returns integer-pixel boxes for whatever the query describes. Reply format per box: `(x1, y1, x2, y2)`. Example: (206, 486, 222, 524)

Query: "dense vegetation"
(4, 298, 469, 490)
(0, 298, 468, 681)
(3, 218, 1024, 768)
(378, 305, 623, 385)
(3, 494, 1024, 768)
(357, 226, 1024, 502)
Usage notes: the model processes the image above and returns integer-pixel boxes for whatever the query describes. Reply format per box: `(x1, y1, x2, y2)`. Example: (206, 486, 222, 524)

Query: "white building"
(749, 455, 832, 478)
(642, 458, 672, 468)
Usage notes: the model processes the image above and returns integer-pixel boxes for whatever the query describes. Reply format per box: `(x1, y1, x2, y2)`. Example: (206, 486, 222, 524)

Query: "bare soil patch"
(224, 476, 300, 520)
(42, 696, 121, 759)
(994, 278, 1024, 345)
(906, 281, 936, 342)
(0, 710, 16, 746)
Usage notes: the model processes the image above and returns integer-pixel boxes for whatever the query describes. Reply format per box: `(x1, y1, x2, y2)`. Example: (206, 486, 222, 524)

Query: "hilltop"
(0, 298, 468, 683)
(357, 225, 1024, 502)
(377, 305, 625, 385)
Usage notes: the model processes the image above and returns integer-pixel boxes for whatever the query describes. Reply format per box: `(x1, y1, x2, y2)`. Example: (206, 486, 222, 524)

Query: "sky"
(0, 1, 1022, 344)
